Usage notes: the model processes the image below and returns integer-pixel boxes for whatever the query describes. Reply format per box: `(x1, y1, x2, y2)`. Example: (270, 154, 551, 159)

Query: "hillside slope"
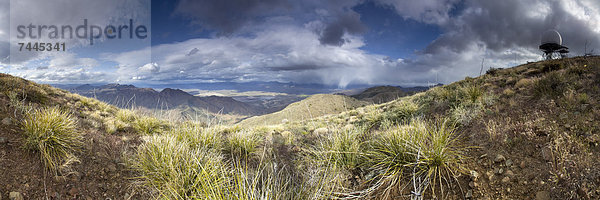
(1, 56, 599, 199)
(290, 56, 600, 199)
(0, 74, 149, 199)
(351, 85, 407, 104)
(238, 94, 368, 126)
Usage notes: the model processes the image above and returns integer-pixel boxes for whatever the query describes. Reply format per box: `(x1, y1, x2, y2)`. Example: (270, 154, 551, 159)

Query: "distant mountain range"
(57, 84, 263, 116)
(54, 81, 440, 96)
(53, 83, 440, 117)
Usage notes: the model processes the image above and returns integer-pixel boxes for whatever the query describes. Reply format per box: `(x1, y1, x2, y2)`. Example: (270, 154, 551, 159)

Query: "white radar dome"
(541, 29, 562, 45)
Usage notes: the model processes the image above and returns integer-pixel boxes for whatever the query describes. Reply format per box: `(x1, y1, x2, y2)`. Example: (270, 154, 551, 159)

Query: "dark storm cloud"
(425, 0, 600, 56)
(318, 11, 367, 46)
(175, 0, 365, 46)
(174, 0, 292, 34)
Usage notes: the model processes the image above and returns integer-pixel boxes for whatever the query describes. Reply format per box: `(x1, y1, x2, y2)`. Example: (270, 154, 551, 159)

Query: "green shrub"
(22, 107, 82, 174)
(541, 62, 563, 73)
(462, 85, 483, 103)
(7, 91, 33, 114)
(533, 71, 567, 99)
(558, 90, 590, 111)
(486, 67, 500, 75)
(451, 103, 482, 125)
(419, 120, 466, 195)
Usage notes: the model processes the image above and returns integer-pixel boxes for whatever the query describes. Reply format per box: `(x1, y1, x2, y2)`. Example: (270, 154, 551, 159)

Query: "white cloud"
(139, 62, 159, 73)
(49, 53, 98, 68)
(17, 68, 106, 83)
(109, 24, 398, 87)
(5, 0, 600, 88)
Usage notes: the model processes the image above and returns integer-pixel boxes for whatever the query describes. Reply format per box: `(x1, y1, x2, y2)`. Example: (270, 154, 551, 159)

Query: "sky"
(1, 0, 600, 88)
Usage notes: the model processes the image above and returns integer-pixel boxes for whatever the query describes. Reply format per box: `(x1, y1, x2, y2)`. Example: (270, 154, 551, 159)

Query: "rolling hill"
(237, 94, 369, 126)
(351, 85, 407, 103)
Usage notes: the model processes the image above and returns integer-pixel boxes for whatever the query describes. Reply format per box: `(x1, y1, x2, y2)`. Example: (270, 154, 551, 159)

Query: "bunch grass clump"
(225, 130, 261, 159)
(132, 135, 228, 199)
(133, 116, 167, 135)
(318, 126, 365, 170)
(366, 119, 466, 198)
(116, 109, 138, 123)
(170, 122, 222, 150)
(22, 107, 82, 174)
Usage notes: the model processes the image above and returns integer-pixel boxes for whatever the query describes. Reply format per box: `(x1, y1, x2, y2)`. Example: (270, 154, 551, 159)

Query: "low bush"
(533, 71, 567, 99)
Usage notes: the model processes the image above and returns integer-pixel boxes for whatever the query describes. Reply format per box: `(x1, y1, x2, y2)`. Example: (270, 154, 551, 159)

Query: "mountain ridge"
(64, 84, 263, 116)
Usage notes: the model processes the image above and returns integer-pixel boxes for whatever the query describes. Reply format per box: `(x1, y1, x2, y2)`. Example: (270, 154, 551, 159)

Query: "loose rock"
(69, 187, 79, 196)
(505, 170, 515, 177)
(470, 170, 480, 180)
(520, 161, 526, 169)
(577, 187, 589, 199)
(486, 170, 494, 181)
(2, 117, 11, 125)
(495, 168, 504, 175)
(541, 146, 553, 161)
(107, 163, 117, 172)
(535, 191, 550, 200)
(506, 159, 513, 167)
(501, 176, 510, 184)
(9, 192, 24, 200)
(0, 137, 7, 144)
(494, 154, 506, 163)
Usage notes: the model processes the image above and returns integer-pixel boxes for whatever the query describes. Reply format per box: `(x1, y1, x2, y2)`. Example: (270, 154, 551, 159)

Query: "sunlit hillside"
(1, 56, 599, 199)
